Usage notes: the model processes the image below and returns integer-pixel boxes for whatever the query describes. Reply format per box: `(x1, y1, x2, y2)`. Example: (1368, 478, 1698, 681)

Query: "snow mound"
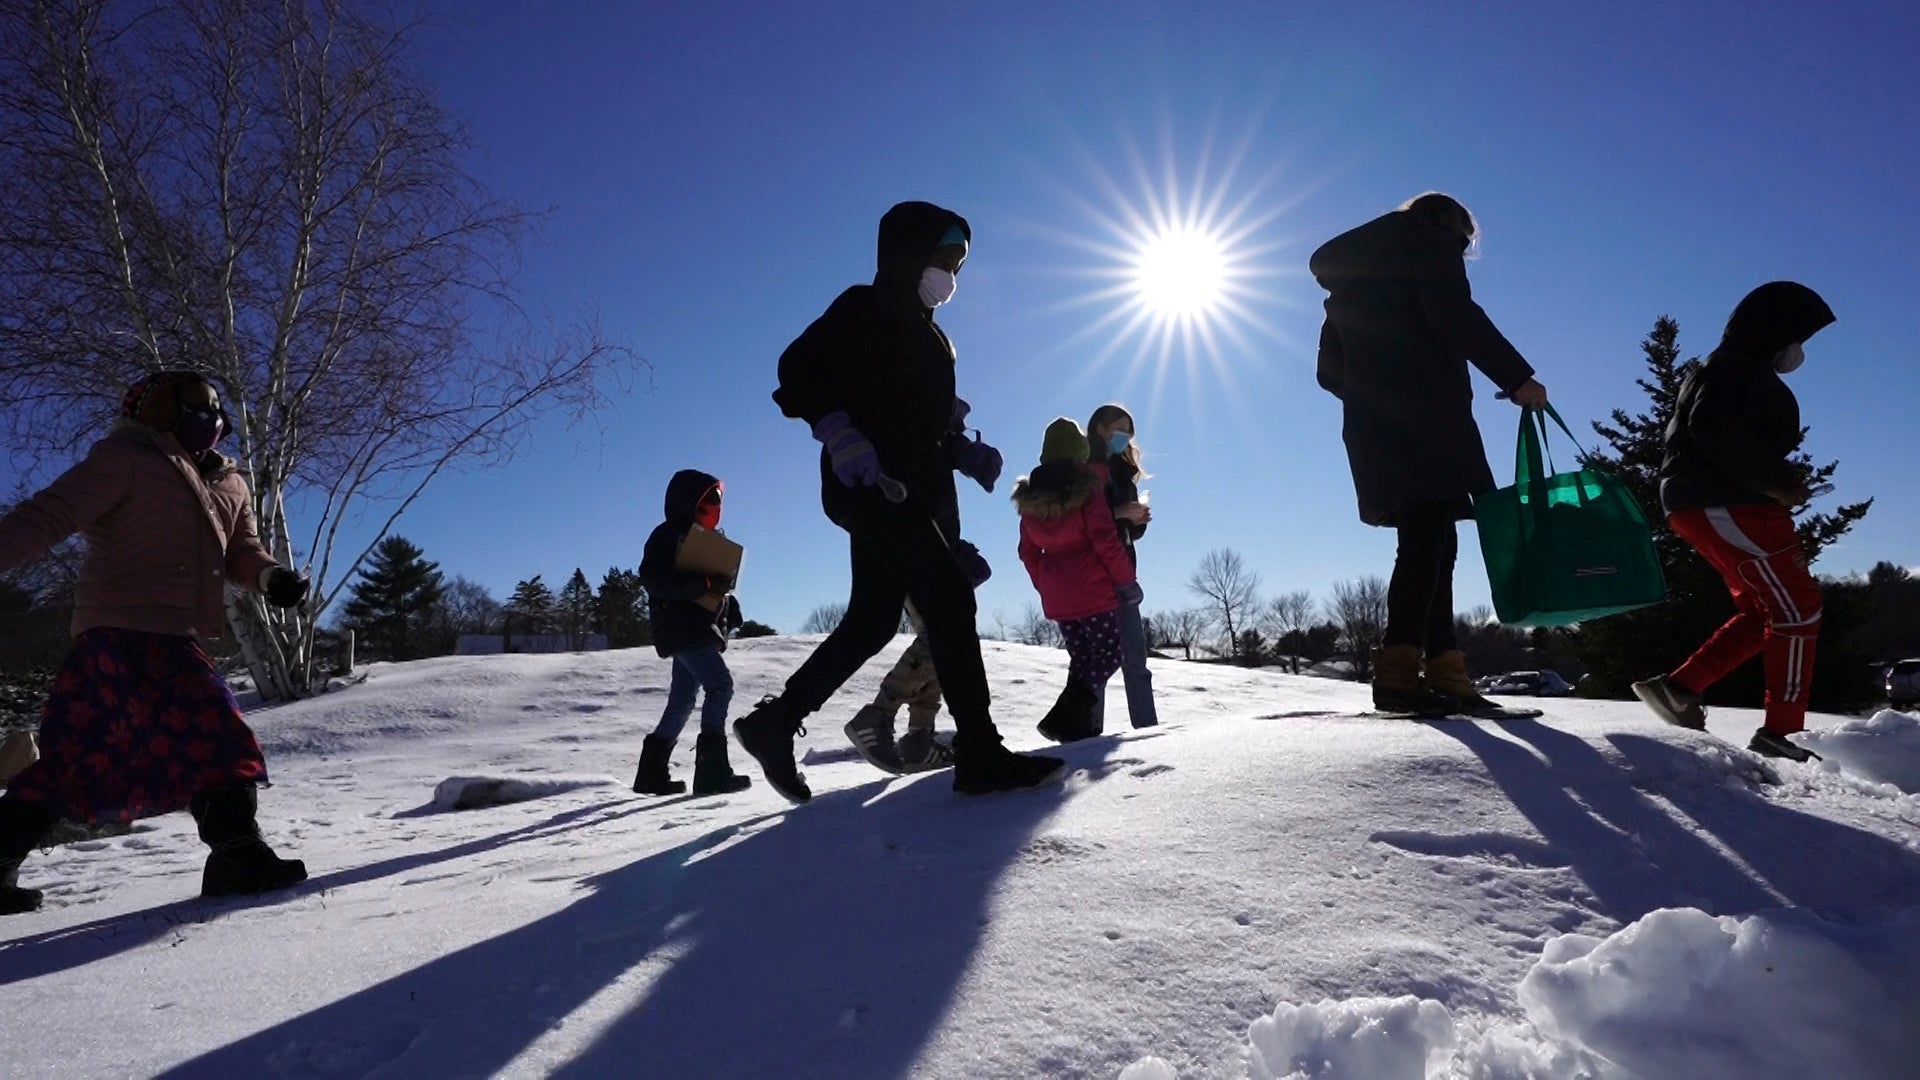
(1798, 710, 1920, 793)
(1518, 905, 1920, 1079)
(1247, 996, 1455, 1080)
(1116, 1056, 1178, 1080)
(430, 775, 612, 811)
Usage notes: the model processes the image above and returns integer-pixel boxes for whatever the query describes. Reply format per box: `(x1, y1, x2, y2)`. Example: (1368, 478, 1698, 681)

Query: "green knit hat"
(1039, 417, 1089, 465)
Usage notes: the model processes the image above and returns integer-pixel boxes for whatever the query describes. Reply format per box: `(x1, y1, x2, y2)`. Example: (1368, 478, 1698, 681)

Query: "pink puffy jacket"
(0, 423, 279, 641)
(1013, 462, 1138, 622)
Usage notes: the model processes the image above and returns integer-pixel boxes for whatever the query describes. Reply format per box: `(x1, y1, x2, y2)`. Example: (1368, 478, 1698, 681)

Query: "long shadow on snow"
(1429, 721, 1785, 920)
(159, 741, 1114, 1080)
(1605, 732, 1920, 922)
(0, 797, 638, 983)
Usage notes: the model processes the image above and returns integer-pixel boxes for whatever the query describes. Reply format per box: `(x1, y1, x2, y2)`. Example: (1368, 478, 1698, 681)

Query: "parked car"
(1887, 659, 1920, 709)
(1484, 670, 1573, 697)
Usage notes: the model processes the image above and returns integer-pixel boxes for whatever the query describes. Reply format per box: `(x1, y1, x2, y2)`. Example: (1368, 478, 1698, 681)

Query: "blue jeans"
(1093, 599, 1158, 730)
(650, 647, 734, 745)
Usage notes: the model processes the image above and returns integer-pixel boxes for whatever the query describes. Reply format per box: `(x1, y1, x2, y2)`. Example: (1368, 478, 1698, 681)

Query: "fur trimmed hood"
(1010, 462, 1097, 520)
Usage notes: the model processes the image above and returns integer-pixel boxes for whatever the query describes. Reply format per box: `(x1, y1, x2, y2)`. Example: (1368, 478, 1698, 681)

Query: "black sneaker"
(734, 696, 812, 804)
(1749, 727, 1820, 763)
(1, 860, 41, 915)
(952, 746, 1067, 795)
(897, 729, 955, 773)
(844, 705, 906, 775)
(1632, 675, 1707, 730)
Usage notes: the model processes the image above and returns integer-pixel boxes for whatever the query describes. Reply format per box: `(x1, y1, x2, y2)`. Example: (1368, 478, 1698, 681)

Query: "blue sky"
(371, 0, 1920, 634)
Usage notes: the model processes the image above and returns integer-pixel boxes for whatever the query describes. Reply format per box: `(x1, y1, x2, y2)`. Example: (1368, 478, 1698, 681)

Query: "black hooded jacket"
(774, 201, 971, 538)
(1310, 210, 1535, 528)
(640, 469, 741, 658)
(1660, 282, 1835, 513)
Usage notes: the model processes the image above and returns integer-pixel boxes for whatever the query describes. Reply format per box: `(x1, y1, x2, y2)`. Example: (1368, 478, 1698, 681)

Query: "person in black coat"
(733, 200, 1065, 801)
(1311, 193, 1549, 713)
(1631, 282, 1834, 762)
(632, 469, 750, 796)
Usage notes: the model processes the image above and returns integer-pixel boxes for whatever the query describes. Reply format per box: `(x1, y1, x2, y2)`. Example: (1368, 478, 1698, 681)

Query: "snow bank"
(1247, 996, 1455, 1080)
(430, 775, 613, 811)
(1797, 710, 1920, 794)
(1116, 1056, 1178, 1080)
(1519, 906, 1920, 1079)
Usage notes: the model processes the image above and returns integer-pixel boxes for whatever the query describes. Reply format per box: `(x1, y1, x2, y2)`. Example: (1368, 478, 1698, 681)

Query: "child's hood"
(664, 469, 721, 523)
(1716, 281, 1834, 367)
(1011, 462, 1097, 520)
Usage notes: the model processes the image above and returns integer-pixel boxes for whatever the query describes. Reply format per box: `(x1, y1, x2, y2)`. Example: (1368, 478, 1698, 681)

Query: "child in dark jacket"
(1013, 418, 1140, 743)
(633, 469, 751, 796)
(1631, 282, 1834, 762)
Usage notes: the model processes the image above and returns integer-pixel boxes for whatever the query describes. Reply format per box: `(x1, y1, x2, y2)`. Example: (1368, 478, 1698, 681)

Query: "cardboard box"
(675, 525, 744, 611)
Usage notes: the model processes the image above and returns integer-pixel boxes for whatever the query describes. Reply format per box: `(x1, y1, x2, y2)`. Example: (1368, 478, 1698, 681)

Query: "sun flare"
(1022, 113, 1308, 417)
(1131, 226, 1230, 321)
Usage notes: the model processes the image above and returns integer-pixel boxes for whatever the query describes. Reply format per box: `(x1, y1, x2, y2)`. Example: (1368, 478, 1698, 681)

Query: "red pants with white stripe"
(1668, 505, 1822, 734)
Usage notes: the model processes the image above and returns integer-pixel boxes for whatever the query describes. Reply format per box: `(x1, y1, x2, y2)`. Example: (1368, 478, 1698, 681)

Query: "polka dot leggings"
(1059, 610, 1124, 695)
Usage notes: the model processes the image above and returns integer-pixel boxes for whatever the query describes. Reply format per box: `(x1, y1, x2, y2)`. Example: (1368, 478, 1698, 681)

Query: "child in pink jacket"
(1013, 418, 1141, 743)
(0, 371, 309, 914)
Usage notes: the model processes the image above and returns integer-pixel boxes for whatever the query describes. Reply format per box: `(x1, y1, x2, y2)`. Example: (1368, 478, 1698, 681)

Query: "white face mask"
(1773, 341, 1805, 374)
(918, 267, 957, 308)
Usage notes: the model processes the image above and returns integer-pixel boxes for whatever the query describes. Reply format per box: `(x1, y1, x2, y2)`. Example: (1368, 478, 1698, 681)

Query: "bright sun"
(1131, 226, 1230, 320)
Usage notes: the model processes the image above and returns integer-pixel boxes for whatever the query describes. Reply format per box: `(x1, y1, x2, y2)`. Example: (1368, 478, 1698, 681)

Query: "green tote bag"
(1473, 404, 1666, 627)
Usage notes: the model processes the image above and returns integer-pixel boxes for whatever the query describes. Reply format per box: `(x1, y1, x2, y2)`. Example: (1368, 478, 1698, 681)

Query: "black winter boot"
(632, 734, 687, 796)
(0, 796, 55, 915)
(734, 695, 811, 804)
(1036, 681, 1101, 744)
(952, 743, 1067, 796)
(190, 785, 308, 899)
(692, 731, 752, 795)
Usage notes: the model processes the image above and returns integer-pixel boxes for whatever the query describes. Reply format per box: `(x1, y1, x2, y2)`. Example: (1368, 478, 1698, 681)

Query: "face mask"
(174, 407, 224, 455)
(1107, 432, 1133, 456)
(918, 267, 957, 308)
(695, 498, 722, 531)
(1773, 342, 1805, 374)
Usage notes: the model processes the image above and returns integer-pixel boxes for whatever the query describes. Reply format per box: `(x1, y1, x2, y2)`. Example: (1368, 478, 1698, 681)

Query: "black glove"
(1116, 580, 1144, 606)
(262, 567, 310, 609)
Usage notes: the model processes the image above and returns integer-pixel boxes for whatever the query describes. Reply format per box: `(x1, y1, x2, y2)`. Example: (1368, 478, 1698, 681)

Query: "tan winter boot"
(1373, 645, 1445, 714)
(1423, 650, 1499, 713)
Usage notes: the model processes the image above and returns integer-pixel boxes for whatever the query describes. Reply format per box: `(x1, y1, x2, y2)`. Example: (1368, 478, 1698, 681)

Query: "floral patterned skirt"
(4, 627, 267, 824)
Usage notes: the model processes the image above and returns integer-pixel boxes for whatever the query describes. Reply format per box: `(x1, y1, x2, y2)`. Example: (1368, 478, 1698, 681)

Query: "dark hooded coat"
(1310, 210, 1535, 527)
(1660, 281, 1835, 513)
(639, 469, 741, 658)
(774, 201, 972, 540)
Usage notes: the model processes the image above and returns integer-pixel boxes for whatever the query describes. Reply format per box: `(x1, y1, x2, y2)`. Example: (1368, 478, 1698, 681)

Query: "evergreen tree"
(340, 536, 446, 661)
(735, 619, 778, 639)
(557, 568, 595, 649)
(504, 576, 557, 638)
(593, 567, 651, 649)
(1572, 316, 1873, 707)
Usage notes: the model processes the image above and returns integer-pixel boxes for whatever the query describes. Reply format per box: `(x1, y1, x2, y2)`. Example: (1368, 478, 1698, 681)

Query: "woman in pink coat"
(0, 371, 310, 915)
(1013, 418, 1140, 743)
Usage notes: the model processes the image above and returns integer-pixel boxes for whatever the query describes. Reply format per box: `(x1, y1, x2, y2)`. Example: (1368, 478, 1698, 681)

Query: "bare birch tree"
(1186, 548, 1260, 658)
(0, 0, 641, 697)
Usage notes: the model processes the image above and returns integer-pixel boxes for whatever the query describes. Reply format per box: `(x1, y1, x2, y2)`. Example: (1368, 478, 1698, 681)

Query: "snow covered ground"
(4, 637, 1919, 1079)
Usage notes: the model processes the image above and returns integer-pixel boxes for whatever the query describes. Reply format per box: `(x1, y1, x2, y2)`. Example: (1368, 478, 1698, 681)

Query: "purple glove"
(811, 411, 883, 488)
(953, 539, 992, 588)
(951, 431, 1003, 493)
(1116, 580, 1144, 606)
